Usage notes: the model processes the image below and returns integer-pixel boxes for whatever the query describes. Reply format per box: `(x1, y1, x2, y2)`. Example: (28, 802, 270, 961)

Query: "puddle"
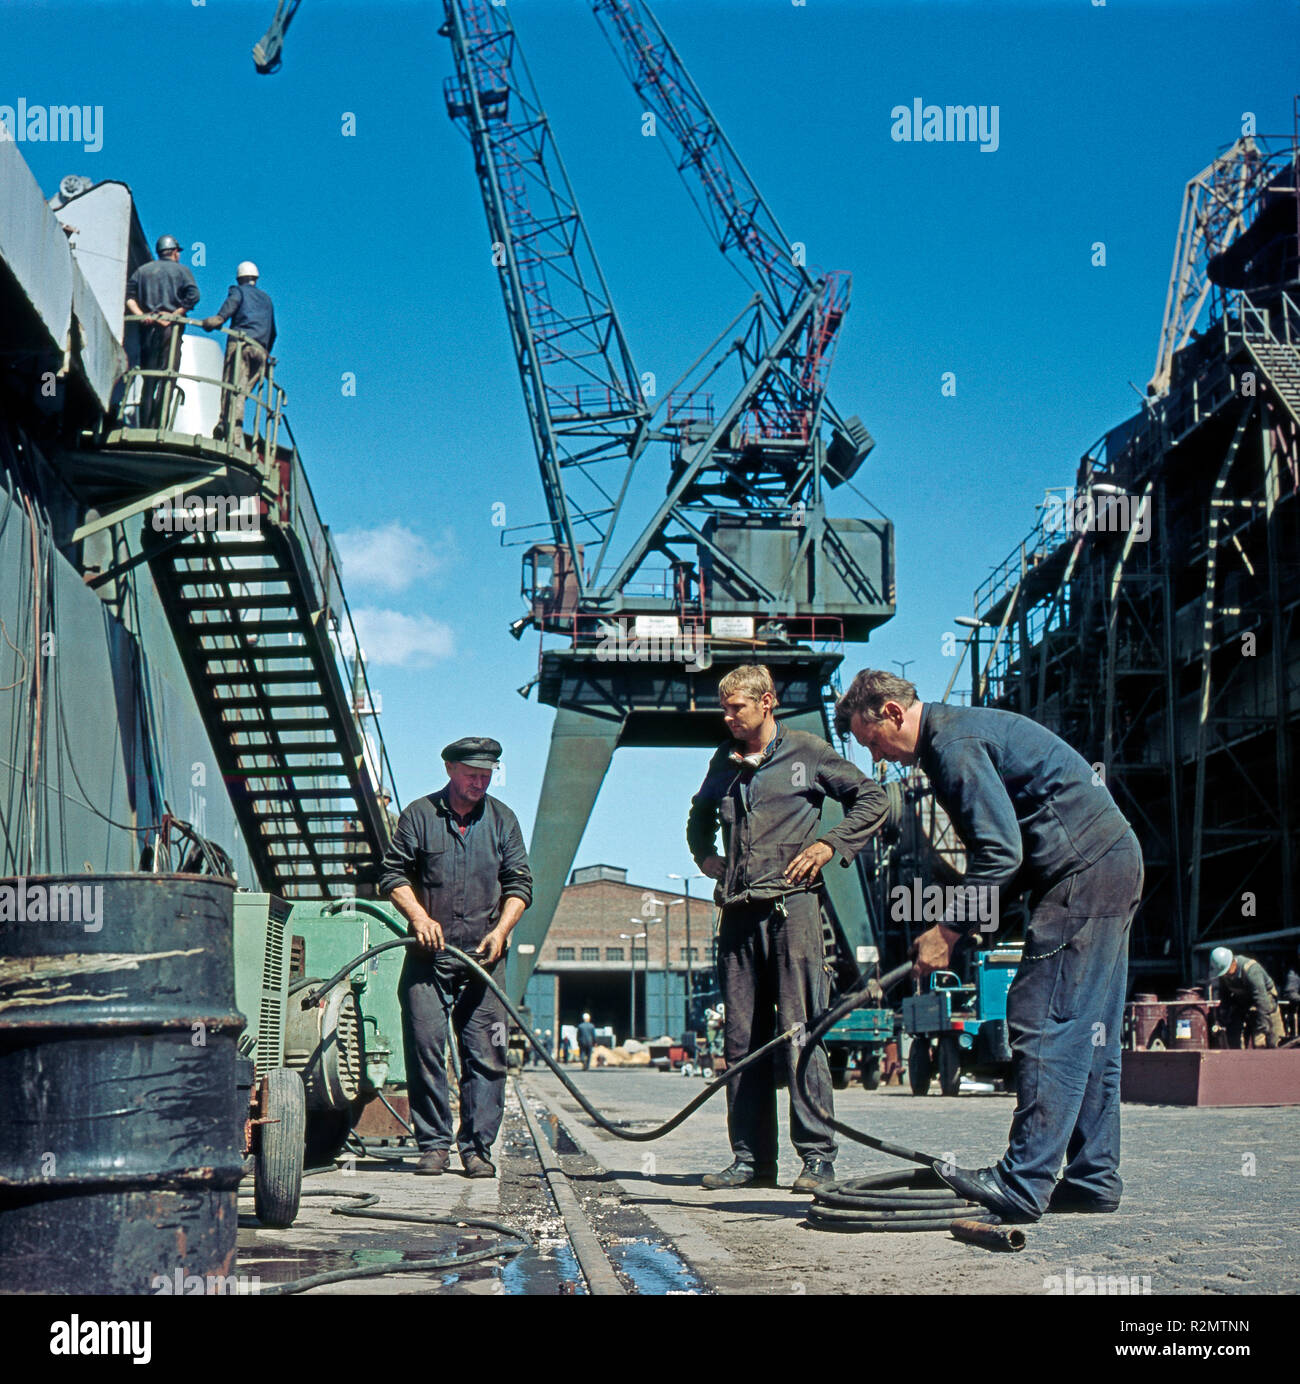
(608, 1237, 702, 1294)
(537, 1111, 583, 1157)
(502, 1240, 586, 1295)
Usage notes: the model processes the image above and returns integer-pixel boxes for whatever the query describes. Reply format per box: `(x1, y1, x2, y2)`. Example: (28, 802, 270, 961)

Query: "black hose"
(792, 962, 996, 1231)
(252, 1189, 530, 1295)
(309, 901, 997, 1235)
(305, 915, 802, 1143)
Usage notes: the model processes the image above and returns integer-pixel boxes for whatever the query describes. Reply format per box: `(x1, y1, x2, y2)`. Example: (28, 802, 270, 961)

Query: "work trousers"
(218, 337, 267, 439)
(399, 949, 507, 1158)
(1225, 1003, 1285, 1049)
(718, 891, 836, 1165)
(993, 829, 1144, 1216)
(138, 323, 180, 428)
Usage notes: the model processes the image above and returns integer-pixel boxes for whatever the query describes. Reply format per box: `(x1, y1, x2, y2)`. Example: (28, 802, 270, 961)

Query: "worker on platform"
(687, 664, 889, 1194)
(578, 1012, 597, 1070)
(125, 234, 200, 428)
(838, 669, 1143, 1222)
(1209, 947, 1285, 1049)
(201, 261, 277, 442)
(378, 737, 532, 1178)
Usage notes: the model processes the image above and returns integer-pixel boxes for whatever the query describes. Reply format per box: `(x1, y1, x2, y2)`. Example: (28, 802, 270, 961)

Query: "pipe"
(949, 1218, 1026, 1252)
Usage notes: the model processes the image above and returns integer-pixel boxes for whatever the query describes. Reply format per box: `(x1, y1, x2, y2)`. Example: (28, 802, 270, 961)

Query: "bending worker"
(378, 737, 532, 1178)
(837, 669, 1143, 1222)
(688, 664, 888, 1194)
(1209, 947, 1285, 1049)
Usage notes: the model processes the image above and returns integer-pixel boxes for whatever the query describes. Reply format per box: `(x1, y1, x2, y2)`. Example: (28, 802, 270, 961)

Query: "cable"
(247, 1188, 530, 1296)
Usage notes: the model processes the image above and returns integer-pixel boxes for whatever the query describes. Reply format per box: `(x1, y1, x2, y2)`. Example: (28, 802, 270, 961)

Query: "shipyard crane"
(440, 0, 895, 1006)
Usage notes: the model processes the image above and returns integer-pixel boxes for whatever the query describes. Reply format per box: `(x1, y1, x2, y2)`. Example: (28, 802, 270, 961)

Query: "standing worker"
(201, 261, 277, 442)
(837, 669, 1143, 1222)
(687, 664, 889, 1193)
(378, 737, 532, 1178)
(1209, 948, 1285, 1049)
(577, 1012, 597, 1070)
(125, 234, 200, 428)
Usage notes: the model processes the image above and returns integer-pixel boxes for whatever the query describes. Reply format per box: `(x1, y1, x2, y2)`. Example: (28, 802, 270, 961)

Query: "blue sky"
(4, 0, 1298, 893)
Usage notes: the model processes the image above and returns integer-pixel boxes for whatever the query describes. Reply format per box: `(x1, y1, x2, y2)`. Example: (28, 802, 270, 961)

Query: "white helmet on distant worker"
(236, 261, 260, 281)
(1209, 946, 1234, 977)
(582, 1012, 591, 1022)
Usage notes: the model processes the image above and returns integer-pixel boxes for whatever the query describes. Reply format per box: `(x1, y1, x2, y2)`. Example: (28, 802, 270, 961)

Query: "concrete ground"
(520, 1068, 1300, 1296)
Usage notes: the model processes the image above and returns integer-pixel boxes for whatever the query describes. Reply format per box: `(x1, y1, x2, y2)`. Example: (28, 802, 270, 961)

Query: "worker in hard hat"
(577, 1012, 597, 1069)
(839, 668, 1143, 1222)
(201, 261, 277, 442)
(1209, 947, 1285, 1049)
(125, 234, 200, 428)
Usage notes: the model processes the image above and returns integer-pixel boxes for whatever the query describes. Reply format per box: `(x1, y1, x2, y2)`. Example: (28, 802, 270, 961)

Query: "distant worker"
(379, 737, 532, 1178)
(1209, 948, 1285, 1049)
(201, 261, 277, 441)
(838, 669, 1143, 1222)
(688, 664, 889, 1194)
(577, 1013, 597, 1070)
(1283, 949, 1300, 1040)
(125, 234, 200, 428)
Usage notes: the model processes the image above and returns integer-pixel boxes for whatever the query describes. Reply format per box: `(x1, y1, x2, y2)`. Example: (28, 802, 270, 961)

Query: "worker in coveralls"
(379, 737, 532, 1178)
(687, 665, 889, 1194)
(125, 234, 200, 428)
(1209, 947, 1286, 1048)
(838, 669, 1144, 1222)
(201, 261, 277, 441)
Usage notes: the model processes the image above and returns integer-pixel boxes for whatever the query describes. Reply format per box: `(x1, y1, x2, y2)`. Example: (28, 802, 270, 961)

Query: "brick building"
(520, 865, 717, 1047)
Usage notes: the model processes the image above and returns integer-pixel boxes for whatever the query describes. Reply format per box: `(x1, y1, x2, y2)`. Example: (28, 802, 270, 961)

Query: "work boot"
(934, 1162, 1039, 1223)
(791, 1157, 836, 1194)
(414, 1149, 450, 1176)
(1046, 1182, 1120, 1214)
(462, 1151, 497, 1179)
(701, 1159, 779, 1190)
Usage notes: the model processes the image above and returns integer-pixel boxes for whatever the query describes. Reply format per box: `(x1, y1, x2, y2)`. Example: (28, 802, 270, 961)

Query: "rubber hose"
(306, 910, 801, 1142)
(792, 963, 996, 1230)
(251, 1189, 530, 1295)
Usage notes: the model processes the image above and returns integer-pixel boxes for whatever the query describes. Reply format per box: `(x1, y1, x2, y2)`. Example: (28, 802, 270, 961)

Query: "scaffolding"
(972, 127, 1300, 985)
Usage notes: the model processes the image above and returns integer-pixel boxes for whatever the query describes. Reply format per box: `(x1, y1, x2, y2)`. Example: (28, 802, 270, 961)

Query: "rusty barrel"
(1169, 985, 1210, 1050)
(1126, 993, 1168, 1049)
(0, 874, 246, 1293)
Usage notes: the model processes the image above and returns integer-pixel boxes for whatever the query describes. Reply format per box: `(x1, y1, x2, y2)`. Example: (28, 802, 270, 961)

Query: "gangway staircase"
(1241, 291, 1300, 431)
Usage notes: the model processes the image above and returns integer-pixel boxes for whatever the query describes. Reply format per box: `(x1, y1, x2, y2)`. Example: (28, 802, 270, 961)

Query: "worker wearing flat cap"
(378, 737, 532, 1177)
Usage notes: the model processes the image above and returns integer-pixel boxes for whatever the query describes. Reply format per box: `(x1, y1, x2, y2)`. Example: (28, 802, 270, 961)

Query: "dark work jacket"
(377, 788, 532, 948)
(1218, 956, 1279, 1014)
(917, 703, 1131, 933)
(687, 727, 888, 907)
(216, 282, 277, 351)
(125, 258, 200, 314)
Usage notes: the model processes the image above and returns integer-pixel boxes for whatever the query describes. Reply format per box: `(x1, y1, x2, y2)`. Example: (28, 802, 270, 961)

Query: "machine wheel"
(907, 1038, 933, 1096)
(254, 1067, 306, 1229)
(861, 1056, 882, 1090)
(938, 1034, 963, 1097)
(829, 1049, 850, 1090)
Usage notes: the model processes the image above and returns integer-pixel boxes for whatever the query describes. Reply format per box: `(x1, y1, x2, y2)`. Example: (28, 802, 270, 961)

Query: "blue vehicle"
(900, 945, 1022, 1096)
(823, 1005, 897, 1090)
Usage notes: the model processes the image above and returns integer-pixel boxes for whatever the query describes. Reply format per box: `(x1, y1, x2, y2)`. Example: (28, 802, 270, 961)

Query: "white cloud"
(335, 522, 452, 593)
(349, 608, 455, 668)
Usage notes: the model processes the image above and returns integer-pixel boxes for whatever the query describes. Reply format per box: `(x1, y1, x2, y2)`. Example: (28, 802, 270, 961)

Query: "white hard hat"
(1209, 946, 1234, 978)
(236, 261, 260, 280)
(582, 1012, 591, 1022)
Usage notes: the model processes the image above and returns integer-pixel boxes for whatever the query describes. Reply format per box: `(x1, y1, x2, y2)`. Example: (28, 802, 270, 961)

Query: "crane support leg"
(504, 706, 623, 1001)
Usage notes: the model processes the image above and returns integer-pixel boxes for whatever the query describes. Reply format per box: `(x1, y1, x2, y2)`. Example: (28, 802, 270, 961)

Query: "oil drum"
(1169, 986, 1210, 1050)
(1127, 992, 1168, 1049)
(0, 874, 246, 1293)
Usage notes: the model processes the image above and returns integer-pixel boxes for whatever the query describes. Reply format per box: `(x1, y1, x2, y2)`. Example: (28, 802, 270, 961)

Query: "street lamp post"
(668, 871, 706, 1029)
(947, 616, 990, 707)
(619, 929, 646, 1041)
